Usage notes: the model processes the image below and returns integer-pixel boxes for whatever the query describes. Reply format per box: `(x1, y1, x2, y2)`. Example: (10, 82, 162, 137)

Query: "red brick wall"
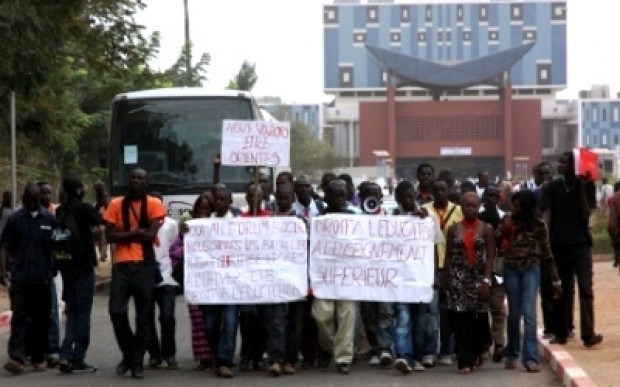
(359, 99, 542, 171)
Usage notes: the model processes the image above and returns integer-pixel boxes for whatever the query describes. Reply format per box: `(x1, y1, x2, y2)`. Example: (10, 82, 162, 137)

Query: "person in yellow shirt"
(422, 178, 463, 366)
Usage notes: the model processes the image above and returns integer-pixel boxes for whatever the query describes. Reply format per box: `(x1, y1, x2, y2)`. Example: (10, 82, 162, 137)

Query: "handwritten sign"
(221, 120, 290, 167)
(309, 215, 435, 302)
(184, 217, 307, 304)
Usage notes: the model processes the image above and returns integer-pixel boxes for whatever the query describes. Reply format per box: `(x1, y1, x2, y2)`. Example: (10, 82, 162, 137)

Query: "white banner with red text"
(309, 215, 435, 302)
(183, 217, 307, 304)
(220, 120, 290, 167)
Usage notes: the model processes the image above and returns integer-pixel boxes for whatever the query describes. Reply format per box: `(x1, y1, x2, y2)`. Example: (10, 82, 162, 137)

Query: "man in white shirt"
(146, 192, 179, 370)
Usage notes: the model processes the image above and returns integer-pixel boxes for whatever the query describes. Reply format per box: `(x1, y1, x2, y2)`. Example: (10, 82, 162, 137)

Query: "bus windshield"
(109, 95, 271, 196)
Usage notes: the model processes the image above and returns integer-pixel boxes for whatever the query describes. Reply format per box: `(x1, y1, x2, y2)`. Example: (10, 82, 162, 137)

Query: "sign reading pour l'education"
(221, 120, 291, 167)
(184, 217, 308, 304)
(310, 215, 435, 303)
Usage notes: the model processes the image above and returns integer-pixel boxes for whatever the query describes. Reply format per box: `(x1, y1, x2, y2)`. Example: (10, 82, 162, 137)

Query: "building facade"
(323, 0, 567, 181)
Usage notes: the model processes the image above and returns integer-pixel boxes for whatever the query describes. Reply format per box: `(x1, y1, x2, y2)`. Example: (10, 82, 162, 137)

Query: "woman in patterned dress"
(443, 192, 495, 374)
(169, 193, 216, 371)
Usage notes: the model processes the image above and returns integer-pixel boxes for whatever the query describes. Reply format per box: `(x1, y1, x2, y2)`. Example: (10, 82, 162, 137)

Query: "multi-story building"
(323, 0, 567, 181)
(577, 86, 620, 178)
(257, 96, 323, 140)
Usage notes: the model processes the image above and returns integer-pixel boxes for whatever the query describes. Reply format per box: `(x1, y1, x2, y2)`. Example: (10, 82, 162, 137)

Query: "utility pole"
(10, 91, 16, 208)
(183, 0, 191, 85)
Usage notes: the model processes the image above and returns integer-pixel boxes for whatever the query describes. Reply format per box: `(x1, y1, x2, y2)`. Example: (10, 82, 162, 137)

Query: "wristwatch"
(481, 277, 491, 285)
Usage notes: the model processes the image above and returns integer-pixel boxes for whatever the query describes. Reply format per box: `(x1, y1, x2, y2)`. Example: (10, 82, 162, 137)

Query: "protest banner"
(183, 217, 308, 304)
(309, 214, 435, 302)
(221, 120, 291, 167)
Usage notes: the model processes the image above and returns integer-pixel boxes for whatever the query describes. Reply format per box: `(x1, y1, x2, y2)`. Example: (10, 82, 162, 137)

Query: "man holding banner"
(265, 183, 308, 376)
(310, 180, 358, 375)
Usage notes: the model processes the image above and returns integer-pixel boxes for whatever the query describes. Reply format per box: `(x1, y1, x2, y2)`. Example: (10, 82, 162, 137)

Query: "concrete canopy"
(365, 42, 535, 90)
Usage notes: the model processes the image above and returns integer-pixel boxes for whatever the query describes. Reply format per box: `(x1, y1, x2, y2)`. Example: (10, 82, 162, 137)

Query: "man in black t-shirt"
(56, 177, 102, 373)
(540, 151, 602, 347)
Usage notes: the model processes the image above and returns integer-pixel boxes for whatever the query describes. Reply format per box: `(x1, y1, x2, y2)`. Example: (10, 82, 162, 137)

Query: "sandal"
(458, 367, 471, 375)
(525, 362, 540, 373)
(505, 359, 517, 370)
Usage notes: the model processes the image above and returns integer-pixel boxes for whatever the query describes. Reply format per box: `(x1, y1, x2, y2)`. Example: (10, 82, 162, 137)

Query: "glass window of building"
(367, 6, 378, 24)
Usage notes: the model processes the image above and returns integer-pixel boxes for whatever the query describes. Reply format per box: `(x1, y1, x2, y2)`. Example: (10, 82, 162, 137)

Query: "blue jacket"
(1, 206, 55, 285)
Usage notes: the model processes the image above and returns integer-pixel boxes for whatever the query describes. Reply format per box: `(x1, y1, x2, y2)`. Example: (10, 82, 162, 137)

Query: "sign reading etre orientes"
(221, 120, 291, 167)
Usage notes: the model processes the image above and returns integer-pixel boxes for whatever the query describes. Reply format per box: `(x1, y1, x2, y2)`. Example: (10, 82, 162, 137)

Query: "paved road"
(0, 291, 561, 386)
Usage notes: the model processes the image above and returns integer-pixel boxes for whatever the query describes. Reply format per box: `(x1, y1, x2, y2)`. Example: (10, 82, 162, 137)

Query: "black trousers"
(551, 244, 596, 342)
(240, 304, 267, 363)
(147, 285, 177, 361)
(108, 262, 155, 367)
(300, 297, 319, 364)
(265, 301, 305, 364)
(451, 311, 491, 370)
(9, 283, 51, 364)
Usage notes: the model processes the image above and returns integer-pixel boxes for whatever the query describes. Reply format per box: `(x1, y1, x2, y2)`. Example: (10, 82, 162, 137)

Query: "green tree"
(0, 0, 168, 188)
(290, 121, 345, 179)
(227, 60, 258, 91)
(163, 43, 211, 87)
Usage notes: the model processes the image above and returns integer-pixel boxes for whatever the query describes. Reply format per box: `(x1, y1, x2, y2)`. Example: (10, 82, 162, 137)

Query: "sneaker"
(253, 359, 268, 371)
(421, 355, 434, 368)
(268, 362, 281, 377)
(217, 366, 234, 378)
(116, 359, 130, 376)
(549, 337, 567, 345)
(131, 365, 144, 379)
(4, 359, 25, 375)
(72, 362, 97, 373)
(394, 358, 412, 374)
(379, 351, 393, 367)
(299, 360, 313, 370)
(32, 363, 46, 372)
(148, 358, 162, 369)
(317, 350, 331, 369)
(492, 345, 505, 362)
(282, 363, 296, 375)
(46, 355, 60, 368)
(413, 361, 425, 372)
(238, 356, 251, 371)
(336, 363, 350, 375)
(164, 357, 179, 370)
(58, 360, 72, 374)
(437, 355, 453, 365)
(193, 360, 211, 372)
(583, 334, 603, 348)
(368, 355, 380, 366)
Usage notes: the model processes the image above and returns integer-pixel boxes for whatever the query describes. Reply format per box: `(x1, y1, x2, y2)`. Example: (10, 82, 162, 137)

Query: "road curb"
(0, 278, 111, 331)
(538, 329, 598, 387)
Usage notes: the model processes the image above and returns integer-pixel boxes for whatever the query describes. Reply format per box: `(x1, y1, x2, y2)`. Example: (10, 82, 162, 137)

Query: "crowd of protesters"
(0, 150, 604, 379)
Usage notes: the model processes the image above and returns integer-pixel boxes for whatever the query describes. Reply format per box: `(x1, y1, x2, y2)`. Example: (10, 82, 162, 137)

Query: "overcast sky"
(136, 0, 620, 103)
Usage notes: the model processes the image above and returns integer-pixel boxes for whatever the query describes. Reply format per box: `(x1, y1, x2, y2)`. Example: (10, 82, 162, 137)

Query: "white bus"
(108, 88, 274, 218)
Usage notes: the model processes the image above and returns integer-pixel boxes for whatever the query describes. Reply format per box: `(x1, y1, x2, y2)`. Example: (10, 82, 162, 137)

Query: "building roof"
(365, 41, 535, 90)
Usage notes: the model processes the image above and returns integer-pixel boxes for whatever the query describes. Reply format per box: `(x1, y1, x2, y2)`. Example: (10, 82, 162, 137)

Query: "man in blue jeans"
(55, 177, 102, 374)
(200, 183, 241, 378)
(393, 180, 443, 374)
